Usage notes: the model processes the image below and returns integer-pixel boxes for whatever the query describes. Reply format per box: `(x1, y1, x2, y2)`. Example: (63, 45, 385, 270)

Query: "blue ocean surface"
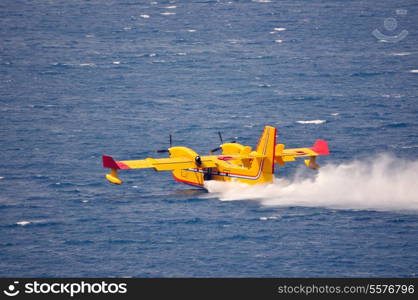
(1, 0, 418, 277)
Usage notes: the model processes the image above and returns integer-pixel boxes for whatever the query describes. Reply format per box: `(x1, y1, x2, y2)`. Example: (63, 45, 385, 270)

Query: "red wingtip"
(311, 140, 330, 155)
(102, 155, 120, 169)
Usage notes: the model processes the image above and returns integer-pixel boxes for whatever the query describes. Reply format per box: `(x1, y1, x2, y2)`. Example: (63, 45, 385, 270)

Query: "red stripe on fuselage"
(171, 173, 204, 187)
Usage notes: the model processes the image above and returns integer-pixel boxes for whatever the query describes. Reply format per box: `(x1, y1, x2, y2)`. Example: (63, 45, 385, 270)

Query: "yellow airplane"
(102, 125, 329, 187)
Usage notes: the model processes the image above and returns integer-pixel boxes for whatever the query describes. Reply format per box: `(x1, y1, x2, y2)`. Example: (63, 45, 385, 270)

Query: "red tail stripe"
(310, 140, 330, 155)
(117, 162, 130, 169)
(102, 155, 130, 169)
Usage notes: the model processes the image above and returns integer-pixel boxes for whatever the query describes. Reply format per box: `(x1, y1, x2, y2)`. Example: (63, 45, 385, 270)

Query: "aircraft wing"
(102, 155, 218, 171)
(102, 151, 268, 184)
(102, 151, 267, 170)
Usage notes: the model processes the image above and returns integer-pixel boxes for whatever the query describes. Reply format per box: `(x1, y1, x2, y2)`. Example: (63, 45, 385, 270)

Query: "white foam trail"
(273, 27, 286, 31)
(140, 14, 150, 18)
(297, 120, 326, 124)
(409, 70, 418, 73)
(205, 154, 418, 212)
(160, 12, 176, 16)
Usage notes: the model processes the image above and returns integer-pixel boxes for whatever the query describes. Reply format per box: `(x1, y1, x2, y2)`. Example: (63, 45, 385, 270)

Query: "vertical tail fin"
(255, 125, 277, 176)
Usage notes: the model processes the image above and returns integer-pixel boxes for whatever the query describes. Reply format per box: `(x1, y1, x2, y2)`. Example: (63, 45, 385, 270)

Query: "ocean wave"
(15, 219, 61, 227)
(79, 63, 96, 67)
(296, 120, 326, 125)
(390, 52, 411, 56)
(16, 221, 31, 226)
(383, 122, 408, 128)
(350, 71, 386, 77)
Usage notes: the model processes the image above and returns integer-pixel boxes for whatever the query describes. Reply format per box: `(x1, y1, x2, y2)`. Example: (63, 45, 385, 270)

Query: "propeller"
(210, 132, 223, 154)
(210, 131, 236, 154)
(157, 134, 172, 153)
(218, 131, 224, 144)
